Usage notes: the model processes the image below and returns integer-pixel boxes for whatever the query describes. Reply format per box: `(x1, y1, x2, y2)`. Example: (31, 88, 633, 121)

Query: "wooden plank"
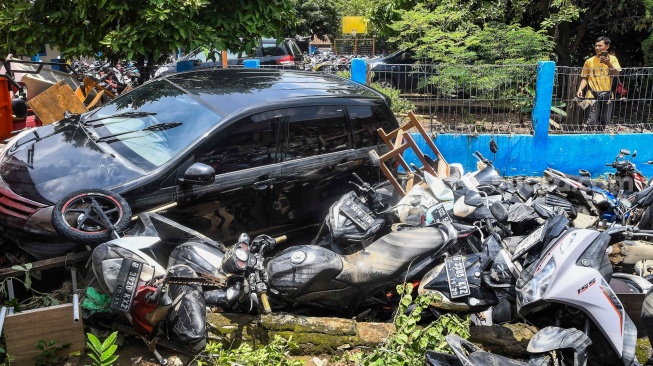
(26, 80, 88, 124)
(121, 84, 134, 94)
(82, 77, 95, 97)
(0, 251, 91, 280)
(86, 90, 105, 110)
(5, 303, 85, 366)
(74, 87, 85, 102)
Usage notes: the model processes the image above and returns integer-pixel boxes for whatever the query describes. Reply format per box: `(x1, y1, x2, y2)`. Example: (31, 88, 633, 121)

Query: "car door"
(172, 112, 282, 241)
(269, 105, 363, 230)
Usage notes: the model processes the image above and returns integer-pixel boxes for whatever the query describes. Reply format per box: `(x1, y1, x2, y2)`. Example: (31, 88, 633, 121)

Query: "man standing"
(576, 36, 622, 130)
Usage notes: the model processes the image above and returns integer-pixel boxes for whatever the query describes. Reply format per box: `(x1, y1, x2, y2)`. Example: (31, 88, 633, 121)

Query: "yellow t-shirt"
(581, 55, 622, 98)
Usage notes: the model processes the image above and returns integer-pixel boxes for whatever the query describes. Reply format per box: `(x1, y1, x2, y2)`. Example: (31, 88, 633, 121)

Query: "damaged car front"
(0, 78, 223, 259)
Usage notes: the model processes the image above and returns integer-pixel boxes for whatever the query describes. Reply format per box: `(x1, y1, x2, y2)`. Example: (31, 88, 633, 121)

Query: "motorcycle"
(312, 172, 397, 253)
(220, 224, 459, 318)
(606, 149, 653, 194)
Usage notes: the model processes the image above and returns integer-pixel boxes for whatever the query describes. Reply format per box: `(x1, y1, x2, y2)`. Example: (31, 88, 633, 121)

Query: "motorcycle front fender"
(527, 326, 591, 366)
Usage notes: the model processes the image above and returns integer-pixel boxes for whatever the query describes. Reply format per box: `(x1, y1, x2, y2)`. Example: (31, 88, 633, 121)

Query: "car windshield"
(87, 79, 222, 171)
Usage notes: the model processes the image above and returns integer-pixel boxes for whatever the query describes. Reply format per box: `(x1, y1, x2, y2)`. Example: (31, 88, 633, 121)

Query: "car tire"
(52, 189, 132, 244)
(376, 76, 396, 89)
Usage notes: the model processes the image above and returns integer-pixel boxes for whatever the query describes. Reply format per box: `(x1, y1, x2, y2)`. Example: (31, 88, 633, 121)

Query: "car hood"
(0, 118, 143, 205)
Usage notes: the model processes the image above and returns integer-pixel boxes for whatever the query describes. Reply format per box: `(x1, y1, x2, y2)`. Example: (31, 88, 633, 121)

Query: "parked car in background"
(0, 69, 399, 259)
(368, 49, 436, 94)
(153, 48, 241, 77)
(250, 38, 305, 67)
(155, 38, 305, 77)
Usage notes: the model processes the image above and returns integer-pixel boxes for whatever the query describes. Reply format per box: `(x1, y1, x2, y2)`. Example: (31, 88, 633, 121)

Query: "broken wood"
(375, 112, 450, 196)
(0, 251, 91, 280)
(26, 80, 88, 124)
(4, 303, 85, 366)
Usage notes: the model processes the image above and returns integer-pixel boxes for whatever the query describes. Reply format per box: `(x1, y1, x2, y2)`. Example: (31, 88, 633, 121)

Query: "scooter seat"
(339, 227, 447, 284)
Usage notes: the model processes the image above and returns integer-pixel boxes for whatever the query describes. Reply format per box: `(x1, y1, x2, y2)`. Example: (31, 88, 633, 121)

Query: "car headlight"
(518, 258, 556, 307)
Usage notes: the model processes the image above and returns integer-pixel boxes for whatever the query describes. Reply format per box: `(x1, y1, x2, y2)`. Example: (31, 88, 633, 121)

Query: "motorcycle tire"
(639, 206, 653, 230)
(52, 189, 132, 244)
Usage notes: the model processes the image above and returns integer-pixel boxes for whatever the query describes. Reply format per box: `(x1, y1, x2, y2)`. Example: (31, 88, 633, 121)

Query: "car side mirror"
(489, 139, 498, 154)
(180, 162, 215, 185)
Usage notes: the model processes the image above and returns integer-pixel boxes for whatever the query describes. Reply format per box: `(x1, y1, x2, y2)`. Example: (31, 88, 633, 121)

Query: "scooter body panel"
(518, 228, 636, 362)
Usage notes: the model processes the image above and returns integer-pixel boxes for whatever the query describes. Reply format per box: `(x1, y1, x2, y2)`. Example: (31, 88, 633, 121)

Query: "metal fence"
(138, 62, 653, 135)
(554, 66, 653, 133)
(363, 63, 537, 134)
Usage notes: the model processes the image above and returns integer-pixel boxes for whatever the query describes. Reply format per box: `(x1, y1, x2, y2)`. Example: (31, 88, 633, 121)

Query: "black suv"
(0, 69, 398, 259)
(250, 38, 305, 67)
(369, 49, 435, 93)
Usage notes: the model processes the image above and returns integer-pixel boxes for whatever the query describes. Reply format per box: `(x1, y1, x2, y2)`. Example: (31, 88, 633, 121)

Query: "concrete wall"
(409, 132, 653, 178)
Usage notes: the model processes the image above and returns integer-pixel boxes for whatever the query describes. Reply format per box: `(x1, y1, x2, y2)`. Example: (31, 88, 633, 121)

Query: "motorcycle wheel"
(639, 206, 653, 230)
(52, 189, 132, 244)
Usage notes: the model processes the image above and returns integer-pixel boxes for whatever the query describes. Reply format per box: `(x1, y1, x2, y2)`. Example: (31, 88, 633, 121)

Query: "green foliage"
(0, 0, 296, 63)
(85, 331, 119, 366)
(287, 0, 340, 40)
(370, 82, 416, 118)
(34, 339, 71, 366)
(351, 283, 470, 366)
(196, 335, 303, 366)
(389, 3, 553, 65)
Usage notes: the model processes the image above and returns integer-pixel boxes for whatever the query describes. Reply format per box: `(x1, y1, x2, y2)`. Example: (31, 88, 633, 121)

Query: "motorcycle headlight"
(518, 258, 555, 307)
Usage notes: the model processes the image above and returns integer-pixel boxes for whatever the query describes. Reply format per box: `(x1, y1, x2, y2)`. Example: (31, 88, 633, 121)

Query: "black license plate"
(444, 255, 470, 299)
(340, 197, 375, 231)
(429, 203, 452, 224)
(110, 258, 143, 312)
(512, 224, 546, 260)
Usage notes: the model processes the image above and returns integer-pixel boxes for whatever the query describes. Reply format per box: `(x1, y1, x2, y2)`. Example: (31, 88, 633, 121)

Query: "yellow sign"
(342, 16, 367, 35)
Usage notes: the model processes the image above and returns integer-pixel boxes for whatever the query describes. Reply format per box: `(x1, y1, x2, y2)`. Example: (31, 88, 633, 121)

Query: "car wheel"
(52, 189, 132, 244)
(376, 77, 396, 89)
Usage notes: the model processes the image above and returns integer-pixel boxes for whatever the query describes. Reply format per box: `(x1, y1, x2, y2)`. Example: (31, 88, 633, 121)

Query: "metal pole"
(7, 279, 14, 315)
(71, 268, 79, 323)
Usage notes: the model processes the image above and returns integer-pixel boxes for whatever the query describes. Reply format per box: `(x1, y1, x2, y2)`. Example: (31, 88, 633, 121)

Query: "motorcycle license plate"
(444, 255, 470, 299)
(340, 198, 375, 230)
(429, 203, 452, 224)
(110, 258, 143, 312)
(512, 224, 546, 260)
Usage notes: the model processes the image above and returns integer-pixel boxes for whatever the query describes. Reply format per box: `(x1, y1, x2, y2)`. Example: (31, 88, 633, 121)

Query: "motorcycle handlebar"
(274, 235, 287, 244)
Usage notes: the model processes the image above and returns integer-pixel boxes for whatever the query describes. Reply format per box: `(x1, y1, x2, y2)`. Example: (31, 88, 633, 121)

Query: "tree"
(387, 1, 553, 65)
(0, 0, 296, 78)
(368, 0, 653, 66)
(286, 0, 340, 40)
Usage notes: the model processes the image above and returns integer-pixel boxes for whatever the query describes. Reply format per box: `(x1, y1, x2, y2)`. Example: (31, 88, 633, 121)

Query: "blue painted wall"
(396, 59, 653, 179)
(407, 133, 653, 178)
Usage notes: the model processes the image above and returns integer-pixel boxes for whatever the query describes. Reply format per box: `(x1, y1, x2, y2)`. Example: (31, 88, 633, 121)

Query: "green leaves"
(0, 0, 294, 64)
(352, 283, 470, 366)
(86, 331, 119, 366)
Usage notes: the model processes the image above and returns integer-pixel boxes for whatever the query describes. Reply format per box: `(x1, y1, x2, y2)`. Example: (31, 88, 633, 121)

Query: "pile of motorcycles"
(71, 60, 140, 95)
(54, 145, 653, 365)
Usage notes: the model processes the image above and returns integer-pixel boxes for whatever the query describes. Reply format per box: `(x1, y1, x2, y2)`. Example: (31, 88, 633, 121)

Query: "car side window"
(281, 106, 350, 161)
(194, 114, 281, 175)
(347, 105, 394, 148)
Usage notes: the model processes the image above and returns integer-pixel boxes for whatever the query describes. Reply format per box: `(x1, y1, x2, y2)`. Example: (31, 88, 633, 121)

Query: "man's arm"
(577, 77, 588, 98)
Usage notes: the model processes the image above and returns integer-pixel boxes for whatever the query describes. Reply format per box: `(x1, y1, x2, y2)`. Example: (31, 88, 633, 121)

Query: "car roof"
(164, 69, 385, 116)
